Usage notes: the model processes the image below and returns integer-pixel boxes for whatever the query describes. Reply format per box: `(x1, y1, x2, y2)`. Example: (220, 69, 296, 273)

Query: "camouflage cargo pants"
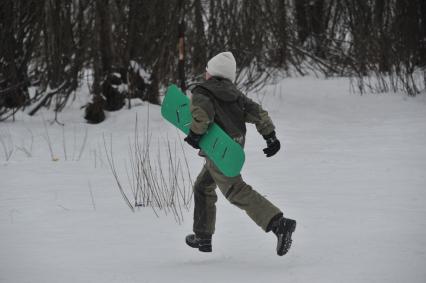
(193, 158, 282, 236)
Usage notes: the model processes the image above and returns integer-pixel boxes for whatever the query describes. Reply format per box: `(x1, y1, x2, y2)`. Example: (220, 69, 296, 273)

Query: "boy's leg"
(193, 164, 218, 236)
(205, 159, 282, 231)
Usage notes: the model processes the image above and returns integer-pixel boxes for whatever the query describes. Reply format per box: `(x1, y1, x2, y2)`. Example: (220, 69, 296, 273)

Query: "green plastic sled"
(161, 84, 245, 177)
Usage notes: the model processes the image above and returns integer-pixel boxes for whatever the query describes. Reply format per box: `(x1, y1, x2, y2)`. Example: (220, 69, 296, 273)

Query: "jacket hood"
(197, 77, 240, 102)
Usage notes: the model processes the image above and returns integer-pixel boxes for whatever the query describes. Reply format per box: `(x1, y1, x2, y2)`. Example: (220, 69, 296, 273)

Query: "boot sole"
(277, 220, 296, 256)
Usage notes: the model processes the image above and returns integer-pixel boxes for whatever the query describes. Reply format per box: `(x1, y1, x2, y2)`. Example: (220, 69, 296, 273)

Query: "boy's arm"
(242, 95, 281, 157)
(189, 88, 215, 135)
(184, 89, 214, 149)
(242, 96, 275, 136)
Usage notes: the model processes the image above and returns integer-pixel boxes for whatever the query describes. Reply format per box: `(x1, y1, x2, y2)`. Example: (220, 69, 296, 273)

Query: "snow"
(1, 76, 426, 283)
(129, 60, 151, 81)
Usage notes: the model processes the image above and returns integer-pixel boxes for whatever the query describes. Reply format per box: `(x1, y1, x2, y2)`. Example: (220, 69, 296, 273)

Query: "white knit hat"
(206, 51, 236, 82)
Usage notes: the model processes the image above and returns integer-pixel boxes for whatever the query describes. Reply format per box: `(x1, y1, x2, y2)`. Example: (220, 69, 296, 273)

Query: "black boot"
(185, 234, 212, 252)
(268, 216, 297, 256)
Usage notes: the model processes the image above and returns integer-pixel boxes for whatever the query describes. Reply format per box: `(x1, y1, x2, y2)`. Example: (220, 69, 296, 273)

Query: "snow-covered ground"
(1, 76, 426, 283)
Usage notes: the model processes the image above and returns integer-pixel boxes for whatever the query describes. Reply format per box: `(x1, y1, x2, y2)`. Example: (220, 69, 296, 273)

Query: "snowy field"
(1, 76, 426, 283)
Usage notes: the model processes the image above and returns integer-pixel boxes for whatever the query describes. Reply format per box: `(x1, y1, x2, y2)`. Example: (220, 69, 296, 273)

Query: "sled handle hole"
(212, 138, 218, 149)
(222, 147, 228, 159)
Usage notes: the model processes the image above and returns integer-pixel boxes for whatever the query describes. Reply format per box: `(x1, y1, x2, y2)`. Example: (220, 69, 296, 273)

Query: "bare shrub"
(0, 128, 14, 161)
(15, 128, 34, 157)
(42, 116, 55, 160)
(103, 113, 193, 224)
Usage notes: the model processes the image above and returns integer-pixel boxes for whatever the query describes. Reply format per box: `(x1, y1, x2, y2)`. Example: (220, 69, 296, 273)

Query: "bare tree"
(2, 0, 425, 122)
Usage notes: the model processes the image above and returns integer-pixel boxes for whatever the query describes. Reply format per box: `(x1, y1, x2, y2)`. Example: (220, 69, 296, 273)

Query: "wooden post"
(178, 21, 186, 92)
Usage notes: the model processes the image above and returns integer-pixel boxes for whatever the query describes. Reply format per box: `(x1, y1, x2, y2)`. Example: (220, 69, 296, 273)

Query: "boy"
(184, 52, 296, 256)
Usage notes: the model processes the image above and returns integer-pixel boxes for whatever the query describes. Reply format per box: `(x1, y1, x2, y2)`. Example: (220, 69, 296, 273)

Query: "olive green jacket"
(189, 77, 275, 143)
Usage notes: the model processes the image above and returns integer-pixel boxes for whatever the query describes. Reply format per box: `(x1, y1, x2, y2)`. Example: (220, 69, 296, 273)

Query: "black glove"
(184, 130, 203, 149)
(262, 131, 280, 157)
